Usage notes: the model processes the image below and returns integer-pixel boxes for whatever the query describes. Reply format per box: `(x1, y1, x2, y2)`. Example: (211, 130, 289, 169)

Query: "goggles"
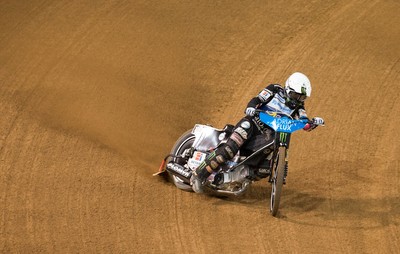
(288, 91, 307, 102)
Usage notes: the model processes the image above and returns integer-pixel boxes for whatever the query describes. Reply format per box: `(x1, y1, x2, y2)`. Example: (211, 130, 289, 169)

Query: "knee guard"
(195, 120, 252, 174)
(213, 123, 251, 163)
(216, 139, 240, 162)
(197, 140, 240, 174)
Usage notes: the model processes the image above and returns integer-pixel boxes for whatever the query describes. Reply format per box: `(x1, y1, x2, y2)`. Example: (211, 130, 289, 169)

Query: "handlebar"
(255, 109, 318, 125)
(255, 109, 295, 121)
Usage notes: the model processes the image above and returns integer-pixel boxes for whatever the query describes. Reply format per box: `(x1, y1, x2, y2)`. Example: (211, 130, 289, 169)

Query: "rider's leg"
(191, 139, 240, 193)
(191, 118, 254, 193)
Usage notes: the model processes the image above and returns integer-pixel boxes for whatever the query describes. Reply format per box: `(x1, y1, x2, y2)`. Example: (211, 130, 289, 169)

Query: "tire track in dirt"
(0, 4, 123, 244)
(276, 2, 383, 249)
(271, 1, 400, 251)
(194, 0, 400, 252)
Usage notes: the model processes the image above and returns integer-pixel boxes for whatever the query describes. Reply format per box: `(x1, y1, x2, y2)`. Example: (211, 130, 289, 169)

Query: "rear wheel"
(270, 146, 286, 216)
(168, 130, 195, 191)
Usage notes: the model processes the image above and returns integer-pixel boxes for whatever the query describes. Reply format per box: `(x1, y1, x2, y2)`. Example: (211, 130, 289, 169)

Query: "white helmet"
(285, 72, 312, 102)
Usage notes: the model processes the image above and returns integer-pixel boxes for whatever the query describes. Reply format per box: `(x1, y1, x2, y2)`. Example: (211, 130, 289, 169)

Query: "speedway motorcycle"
(155, 110, 324, 216)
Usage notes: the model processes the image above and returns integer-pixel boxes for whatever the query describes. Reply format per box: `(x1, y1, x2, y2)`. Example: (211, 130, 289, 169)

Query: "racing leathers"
(191, 84, 315, 193)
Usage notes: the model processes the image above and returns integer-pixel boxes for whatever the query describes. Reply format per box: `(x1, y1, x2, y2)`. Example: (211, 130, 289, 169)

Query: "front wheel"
(270, 146, 286, 216)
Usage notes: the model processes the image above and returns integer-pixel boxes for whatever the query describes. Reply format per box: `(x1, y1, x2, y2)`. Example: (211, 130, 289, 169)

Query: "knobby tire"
(270, 146, 286, 216)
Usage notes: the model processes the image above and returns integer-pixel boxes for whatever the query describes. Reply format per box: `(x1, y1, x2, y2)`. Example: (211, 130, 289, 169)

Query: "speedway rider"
(191, 72, 324, 193)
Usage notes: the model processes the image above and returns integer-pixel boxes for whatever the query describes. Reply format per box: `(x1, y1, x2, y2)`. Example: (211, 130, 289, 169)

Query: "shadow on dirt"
(157, 160, 399, 230)
(282, 194, 400, 229)
(210, 183, 399, 229)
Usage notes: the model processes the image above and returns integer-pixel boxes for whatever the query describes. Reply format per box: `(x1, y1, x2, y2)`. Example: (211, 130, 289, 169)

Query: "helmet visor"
(288, 91, 307, 102)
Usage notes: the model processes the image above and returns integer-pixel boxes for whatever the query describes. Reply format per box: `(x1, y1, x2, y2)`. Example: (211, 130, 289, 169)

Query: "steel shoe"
(190, 173, 204, 193)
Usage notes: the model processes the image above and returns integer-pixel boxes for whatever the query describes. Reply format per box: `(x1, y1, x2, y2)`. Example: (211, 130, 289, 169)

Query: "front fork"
(269, 132, 291, 182)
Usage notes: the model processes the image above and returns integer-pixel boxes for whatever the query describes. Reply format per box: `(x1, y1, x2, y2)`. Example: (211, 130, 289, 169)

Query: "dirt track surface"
(1, 0, 399, 253)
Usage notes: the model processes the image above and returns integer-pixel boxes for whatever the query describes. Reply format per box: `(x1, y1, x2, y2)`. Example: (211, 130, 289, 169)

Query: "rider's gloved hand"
(304, 117, 325, 131)
(312, 117, 325, 126)
(245, 107, 256, 116)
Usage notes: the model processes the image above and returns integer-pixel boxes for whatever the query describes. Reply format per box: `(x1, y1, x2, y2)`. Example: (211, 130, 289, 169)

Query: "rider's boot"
(191, 165, 211, 193)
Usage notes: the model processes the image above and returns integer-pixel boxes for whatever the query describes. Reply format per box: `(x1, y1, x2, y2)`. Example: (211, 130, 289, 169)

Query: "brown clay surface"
(1, 0, 399, 253)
